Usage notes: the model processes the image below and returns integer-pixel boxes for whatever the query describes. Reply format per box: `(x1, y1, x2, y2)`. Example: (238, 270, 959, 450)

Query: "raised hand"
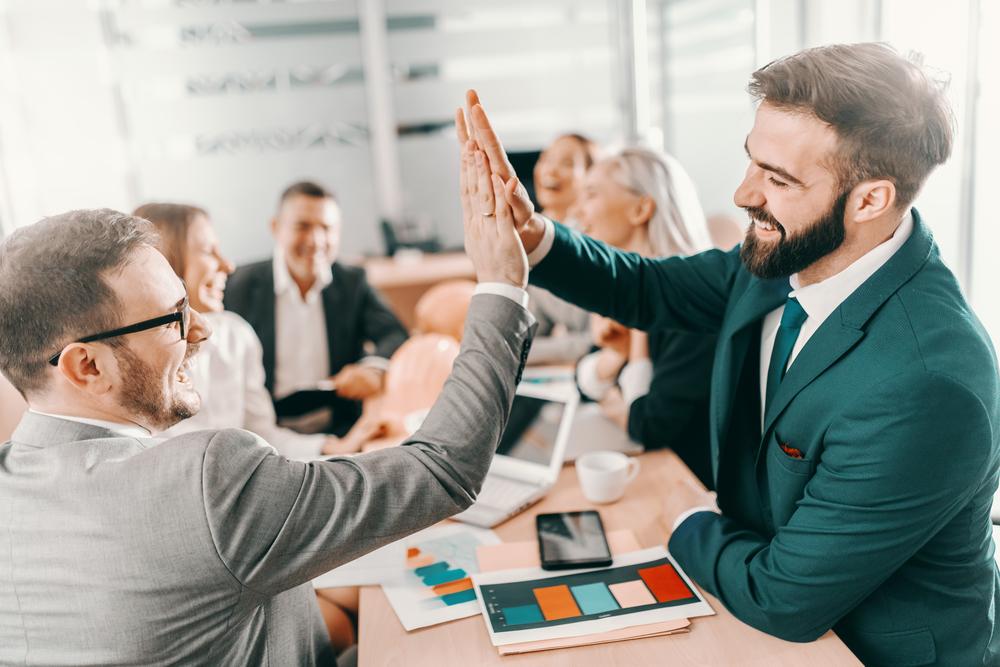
(463, 90, 548, 254)
(457, 111, 528, 288)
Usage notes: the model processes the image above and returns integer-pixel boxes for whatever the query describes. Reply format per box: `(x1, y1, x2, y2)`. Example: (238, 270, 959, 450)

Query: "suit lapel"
(321, 265, 341, 375)
(760, 319, 863, 437)
(254, 264, 278, 393)
(759, 208, 934, 437)
(710, 275, 790, 477)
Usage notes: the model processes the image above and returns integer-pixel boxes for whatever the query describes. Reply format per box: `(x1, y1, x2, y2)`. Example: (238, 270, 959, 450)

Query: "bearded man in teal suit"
(457, 43, 999, 666)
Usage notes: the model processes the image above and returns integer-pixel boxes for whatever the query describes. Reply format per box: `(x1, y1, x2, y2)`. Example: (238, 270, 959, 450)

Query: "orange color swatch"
(533, 584, 582, 621)
(433, 577, 473, 596)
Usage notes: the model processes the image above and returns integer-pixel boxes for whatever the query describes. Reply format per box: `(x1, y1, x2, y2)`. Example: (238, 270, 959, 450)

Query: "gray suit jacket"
(0, 294, 534, 666)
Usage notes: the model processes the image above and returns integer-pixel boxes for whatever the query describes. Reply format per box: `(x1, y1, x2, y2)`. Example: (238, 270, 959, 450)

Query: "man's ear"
(849, 179, 897, 223)
(628, 195, 657, 227)
(56, 344, 115, 396)
(269, 216, 280, 238)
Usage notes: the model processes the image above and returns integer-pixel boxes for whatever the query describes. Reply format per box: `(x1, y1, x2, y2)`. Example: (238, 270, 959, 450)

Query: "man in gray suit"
(0, 179, 531, 663)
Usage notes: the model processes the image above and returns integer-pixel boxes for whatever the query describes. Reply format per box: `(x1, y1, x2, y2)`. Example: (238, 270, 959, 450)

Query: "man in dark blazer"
(225, 181, 407, 437)
(460, 43, 1000, 666)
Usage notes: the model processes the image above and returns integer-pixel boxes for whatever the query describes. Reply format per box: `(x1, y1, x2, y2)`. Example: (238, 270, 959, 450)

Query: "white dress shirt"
(474, 282, 530, 308)
(272, 249, 334, 400)
(161, 310, 326, 459)
(531, 212, 914, 531)
(576, 352, 654, 408)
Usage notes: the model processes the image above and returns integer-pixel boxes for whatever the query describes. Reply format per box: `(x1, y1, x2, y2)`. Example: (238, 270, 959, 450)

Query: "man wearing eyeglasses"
(0, 205, 533, 665)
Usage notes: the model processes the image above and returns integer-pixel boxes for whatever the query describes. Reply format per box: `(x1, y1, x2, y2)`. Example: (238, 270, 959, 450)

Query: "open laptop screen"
(496, 395, 567, 467)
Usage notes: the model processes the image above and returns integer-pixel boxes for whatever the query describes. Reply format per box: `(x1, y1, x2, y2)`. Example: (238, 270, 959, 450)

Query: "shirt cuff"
(474, 282, 530, 309)
(576, 351, 615, 401)
(672, 505, 720, 533)
(526, 216, 556, 267)
(619, 358, 654, 407)
(359, 356, 390, 372)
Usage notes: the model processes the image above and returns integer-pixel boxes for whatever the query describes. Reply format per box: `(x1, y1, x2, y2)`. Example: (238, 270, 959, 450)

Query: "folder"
(475, 530, 690, 655)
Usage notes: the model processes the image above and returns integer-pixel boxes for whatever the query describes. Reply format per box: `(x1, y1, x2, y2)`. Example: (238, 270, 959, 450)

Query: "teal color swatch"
(503, 604, 544, 626)
(570, 582, 620, 615)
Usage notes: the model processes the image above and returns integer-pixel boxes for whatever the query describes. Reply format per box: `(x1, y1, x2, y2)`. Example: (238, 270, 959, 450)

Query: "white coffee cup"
(576, 451, 641, 504)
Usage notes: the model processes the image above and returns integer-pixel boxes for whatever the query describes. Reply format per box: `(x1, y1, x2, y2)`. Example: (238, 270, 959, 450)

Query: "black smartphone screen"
(536, 511, 613, 570)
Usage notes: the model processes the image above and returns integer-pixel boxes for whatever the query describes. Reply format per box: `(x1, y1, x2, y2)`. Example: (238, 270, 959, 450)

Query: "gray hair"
(0, 209, 157, 395)
(607, 147, 713, 257)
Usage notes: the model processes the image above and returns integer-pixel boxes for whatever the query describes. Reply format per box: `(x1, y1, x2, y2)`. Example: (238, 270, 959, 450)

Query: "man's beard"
(115, 343, 200, 431)
(739, 190, 849, 279)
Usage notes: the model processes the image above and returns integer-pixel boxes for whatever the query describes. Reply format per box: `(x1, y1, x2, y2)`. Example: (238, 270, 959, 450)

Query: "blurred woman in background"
(134, 203, 383, 458)
(526, 133, 602, 366)
(572, 147, 717, 487)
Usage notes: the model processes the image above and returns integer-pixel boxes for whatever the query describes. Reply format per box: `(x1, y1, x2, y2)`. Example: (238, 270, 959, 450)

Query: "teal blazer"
(530, 210, 1000, 667)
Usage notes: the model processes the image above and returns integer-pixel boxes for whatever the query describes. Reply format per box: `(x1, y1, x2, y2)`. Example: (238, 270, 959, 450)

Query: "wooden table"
(357, 450, 861, 666)
(363, 252, 475, 329)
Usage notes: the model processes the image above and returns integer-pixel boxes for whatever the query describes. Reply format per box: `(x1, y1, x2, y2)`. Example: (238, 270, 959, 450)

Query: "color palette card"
(382, 524, 500, 631)
(471, 546, 713, 646)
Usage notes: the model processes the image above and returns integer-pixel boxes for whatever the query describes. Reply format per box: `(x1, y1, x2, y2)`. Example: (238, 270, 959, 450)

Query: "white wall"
(0, 0, 132, 230)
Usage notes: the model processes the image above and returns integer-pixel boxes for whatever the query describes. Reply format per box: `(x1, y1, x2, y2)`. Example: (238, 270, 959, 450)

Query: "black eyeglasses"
(48, 296, 191, 366)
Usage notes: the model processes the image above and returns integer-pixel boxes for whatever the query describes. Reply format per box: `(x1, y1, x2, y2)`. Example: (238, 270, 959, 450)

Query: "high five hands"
(456, 90, 547, 289)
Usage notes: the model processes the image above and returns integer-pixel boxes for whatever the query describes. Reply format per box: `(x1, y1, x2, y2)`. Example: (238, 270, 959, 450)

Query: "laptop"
(452, 382, 579, 528)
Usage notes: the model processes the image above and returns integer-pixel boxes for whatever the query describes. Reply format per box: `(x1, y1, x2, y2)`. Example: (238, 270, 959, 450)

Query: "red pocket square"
(779, 443, 804, 459)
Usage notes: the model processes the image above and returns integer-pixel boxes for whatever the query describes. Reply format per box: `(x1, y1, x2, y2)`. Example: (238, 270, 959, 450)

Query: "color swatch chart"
(405, 531, 481, 608)
(478, 556, 697, 633)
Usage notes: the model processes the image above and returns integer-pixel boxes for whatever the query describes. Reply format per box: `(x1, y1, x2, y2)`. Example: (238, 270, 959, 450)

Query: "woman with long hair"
(571, 147, 717, 487)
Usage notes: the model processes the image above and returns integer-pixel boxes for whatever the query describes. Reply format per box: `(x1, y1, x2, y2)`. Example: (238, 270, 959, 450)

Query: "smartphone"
(536, 510, 613, 570)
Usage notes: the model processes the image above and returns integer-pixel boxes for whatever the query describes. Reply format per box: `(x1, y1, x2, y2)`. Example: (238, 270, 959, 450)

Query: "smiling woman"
(134, 203, 233, 315)
(525, 133, 602, 366)
(137, 202, 382, 460)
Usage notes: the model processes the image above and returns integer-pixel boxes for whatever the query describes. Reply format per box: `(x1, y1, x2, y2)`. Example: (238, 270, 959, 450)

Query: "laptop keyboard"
(476, 475, 539, 509)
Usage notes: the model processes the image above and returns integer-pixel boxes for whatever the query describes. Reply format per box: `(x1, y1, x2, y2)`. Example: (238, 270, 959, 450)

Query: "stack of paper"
(473, 531, 712, 655)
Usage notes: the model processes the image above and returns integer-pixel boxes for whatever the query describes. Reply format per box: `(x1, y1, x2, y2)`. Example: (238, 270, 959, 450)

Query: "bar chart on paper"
(382, 525, 500, 631)
(406, 532, 482, 607)
(479, 556, 698, 633)
(471, 547, 714, 646)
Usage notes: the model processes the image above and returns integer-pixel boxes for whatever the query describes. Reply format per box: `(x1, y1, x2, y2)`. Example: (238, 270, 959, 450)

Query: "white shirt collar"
(788, 211, 913, 322)
(28, 409, 153, 439)
(272, 247, 333, 299)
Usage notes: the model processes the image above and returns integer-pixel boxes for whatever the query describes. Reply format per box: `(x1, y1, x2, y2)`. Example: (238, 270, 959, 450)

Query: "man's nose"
(188, 309, 212, 344)
(733, 167, 765, 209)
(300, 227, 324, 252)
(217, 251, 235, 275)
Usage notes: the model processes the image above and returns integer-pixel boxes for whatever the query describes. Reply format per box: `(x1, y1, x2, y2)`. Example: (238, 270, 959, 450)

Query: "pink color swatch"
(608, 580, 657, 608)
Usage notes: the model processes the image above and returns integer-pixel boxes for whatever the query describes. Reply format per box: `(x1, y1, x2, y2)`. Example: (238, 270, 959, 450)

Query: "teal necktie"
(765, 296, 808, 412)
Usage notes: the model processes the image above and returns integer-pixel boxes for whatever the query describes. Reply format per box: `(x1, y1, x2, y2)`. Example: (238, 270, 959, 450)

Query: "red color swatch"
(637, 564, 693, 603)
